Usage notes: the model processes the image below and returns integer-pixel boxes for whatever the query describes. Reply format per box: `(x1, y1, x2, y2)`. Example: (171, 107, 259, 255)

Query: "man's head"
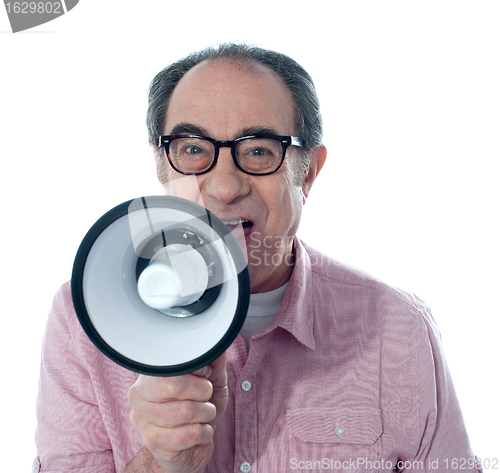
(147, 44, 326, 293)
(148, 43, 323, 184)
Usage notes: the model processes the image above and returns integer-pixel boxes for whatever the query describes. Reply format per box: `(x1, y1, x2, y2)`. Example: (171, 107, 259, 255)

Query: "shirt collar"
(275, 237, 316, 350)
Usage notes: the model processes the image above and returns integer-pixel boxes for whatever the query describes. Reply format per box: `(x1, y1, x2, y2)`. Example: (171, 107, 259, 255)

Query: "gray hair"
(147, 43, 323, 182)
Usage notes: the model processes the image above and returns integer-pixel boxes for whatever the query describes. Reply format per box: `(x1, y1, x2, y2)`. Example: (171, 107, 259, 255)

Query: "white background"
(1, 1, 499, 471)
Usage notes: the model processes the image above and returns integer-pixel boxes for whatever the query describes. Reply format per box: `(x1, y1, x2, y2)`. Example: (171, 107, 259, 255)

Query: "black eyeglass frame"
(158, 134, 304, 176)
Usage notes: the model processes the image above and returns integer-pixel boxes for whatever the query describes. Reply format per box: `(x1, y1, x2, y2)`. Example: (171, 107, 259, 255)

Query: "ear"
(302, 145, 327, 200)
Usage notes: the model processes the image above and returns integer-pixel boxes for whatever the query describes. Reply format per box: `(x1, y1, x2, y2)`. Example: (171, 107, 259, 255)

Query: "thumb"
(190, 364, 213, 379)
(207, 352, 227, 388)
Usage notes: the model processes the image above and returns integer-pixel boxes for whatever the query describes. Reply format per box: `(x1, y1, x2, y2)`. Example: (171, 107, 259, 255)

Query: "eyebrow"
(237, 126, 281, 137)
(168, 123, 209, 136)
(167, 123, 283, 139)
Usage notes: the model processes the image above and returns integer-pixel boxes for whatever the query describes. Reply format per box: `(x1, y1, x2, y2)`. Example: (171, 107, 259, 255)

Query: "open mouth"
(220, 218, 253, 234)
(221, 218, 253, 245)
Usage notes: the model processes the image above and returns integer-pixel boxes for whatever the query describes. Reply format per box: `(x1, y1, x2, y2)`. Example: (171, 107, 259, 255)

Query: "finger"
(133, 400, 217, 429)
(206, 352, 227, 389)
(144, 422, 214, 454)
(190, 364, 213, 378)
(190, 353, 227, 381)
(208, 352, 226, 372)
(129, 374, 213, 403)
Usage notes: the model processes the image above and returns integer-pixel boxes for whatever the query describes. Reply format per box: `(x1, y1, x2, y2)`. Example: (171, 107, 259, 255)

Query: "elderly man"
(34, 44, 480, 473)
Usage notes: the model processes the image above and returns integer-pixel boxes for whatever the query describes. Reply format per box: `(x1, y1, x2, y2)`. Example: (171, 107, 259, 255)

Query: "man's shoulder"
(299, 240, 428, 314)
(298, 241, 440, 351)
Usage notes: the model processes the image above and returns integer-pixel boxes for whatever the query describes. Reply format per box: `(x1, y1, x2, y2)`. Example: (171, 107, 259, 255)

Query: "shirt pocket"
(285, 407, 383, 472)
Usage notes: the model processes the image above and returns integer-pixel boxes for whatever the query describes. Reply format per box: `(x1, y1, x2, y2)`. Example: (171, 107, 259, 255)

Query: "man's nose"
(202, 148, 251, 204)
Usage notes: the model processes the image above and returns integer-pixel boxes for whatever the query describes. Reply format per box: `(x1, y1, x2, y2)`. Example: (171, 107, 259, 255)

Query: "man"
(34, 44, 480, 473)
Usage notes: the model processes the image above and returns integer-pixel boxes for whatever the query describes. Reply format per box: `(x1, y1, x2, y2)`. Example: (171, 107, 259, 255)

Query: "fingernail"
(203, 365, 213, 378)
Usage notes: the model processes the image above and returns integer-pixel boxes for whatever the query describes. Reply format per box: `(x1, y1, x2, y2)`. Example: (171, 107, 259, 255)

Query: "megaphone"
(71, 196, 250, 376)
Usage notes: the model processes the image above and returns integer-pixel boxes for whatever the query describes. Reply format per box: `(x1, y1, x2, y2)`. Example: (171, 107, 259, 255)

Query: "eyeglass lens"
(168, 137, 284, 174)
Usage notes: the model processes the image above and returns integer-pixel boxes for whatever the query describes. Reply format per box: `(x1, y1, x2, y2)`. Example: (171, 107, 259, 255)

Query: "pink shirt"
(34, 239, 480, 472)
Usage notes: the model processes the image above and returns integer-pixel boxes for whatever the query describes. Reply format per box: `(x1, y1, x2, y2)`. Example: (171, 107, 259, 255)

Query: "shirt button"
(240, 461, 251, 472)
(241, 380, 252, 392)
(335, 425, 346, 437)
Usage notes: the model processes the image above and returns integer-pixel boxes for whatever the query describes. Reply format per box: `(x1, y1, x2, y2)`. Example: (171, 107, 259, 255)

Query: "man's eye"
(184, 146, 205, 155)
(247, 147, 271, 157)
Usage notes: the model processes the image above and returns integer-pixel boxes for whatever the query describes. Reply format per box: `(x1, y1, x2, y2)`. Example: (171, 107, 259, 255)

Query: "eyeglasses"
(158, 134, 303, 176)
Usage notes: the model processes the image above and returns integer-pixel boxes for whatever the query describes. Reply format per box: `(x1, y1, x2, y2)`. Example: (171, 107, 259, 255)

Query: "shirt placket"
(233, 338, 265, 473)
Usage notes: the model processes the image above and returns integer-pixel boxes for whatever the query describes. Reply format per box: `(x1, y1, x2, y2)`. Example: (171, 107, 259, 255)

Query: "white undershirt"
(239, 282, 289, 351)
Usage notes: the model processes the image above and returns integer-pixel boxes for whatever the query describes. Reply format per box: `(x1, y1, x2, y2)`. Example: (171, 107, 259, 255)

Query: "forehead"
(163, 59, 296, 138)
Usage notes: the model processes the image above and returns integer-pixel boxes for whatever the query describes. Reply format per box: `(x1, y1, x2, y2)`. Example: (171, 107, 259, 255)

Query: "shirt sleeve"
(407, 303, 482, 473)
(34, 283, 116, 473)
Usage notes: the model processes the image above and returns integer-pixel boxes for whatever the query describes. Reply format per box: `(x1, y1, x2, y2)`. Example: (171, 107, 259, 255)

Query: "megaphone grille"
(71, 196, 250, 376)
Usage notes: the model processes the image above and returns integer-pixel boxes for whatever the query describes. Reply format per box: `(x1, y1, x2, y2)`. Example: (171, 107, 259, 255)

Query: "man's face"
(160, 60, 313, 293)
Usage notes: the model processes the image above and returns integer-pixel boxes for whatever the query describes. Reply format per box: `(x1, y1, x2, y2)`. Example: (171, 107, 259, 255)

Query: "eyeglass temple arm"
(291, 136, 303, 148)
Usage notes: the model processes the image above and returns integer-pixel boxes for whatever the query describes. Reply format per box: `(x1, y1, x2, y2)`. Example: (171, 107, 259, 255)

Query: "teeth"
(221, 218, 250, 225)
